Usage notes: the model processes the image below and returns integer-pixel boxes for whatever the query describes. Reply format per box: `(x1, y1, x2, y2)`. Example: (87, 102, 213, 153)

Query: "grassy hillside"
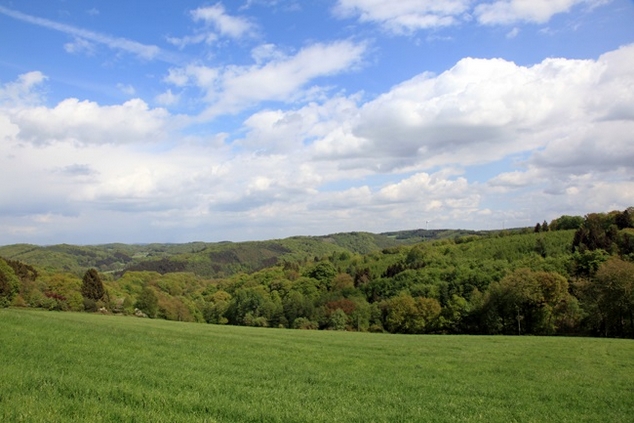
(2, 309, 633, 423)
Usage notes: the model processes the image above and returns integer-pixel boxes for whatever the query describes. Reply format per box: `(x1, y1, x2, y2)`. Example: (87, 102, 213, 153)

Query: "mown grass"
(1, 309, 633, 422)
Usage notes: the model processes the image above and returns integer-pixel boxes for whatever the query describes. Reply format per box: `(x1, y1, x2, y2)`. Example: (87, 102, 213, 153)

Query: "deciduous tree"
(135, 286, 159, 318)
(0, 259, 19, 307)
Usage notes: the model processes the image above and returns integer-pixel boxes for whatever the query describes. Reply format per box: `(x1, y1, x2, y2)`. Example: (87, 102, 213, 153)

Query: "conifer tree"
(81, 269, 105, 302)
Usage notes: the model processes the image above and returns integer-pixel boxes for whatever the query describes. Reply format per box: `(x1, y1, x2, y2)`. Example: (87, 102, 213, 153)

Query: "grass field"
(1, 309, 633, 422)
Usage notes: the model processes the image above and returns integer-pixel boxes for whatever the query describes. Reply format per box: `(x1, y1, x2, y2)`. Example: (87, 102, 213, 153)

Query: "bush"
(292, 317, 318, 330)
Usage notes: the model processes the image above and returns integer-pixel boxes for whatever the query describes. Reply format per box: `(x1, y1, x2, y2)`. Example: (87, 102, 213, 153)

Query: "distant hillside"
(0, 228, 491, 277)
(3, 208, 633, 338)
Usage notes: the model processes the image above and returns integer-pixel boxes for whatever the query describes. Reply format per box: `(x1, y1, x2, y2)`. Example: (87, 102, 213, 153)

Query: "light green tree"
(0, 259, 19, 308)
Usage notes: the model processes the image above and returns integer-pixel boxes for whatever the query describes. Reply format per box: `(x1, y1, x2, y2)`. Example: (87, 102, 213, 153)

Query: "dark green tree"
(572, 213, 618, 252)
(81, 269, 105, 310)
(615, 209, 633, 230)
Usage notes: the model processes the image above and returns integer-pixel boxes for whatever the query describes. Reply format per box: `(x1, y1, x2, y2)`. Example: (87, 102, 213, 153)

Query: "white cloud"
(333, 0, 471, 33)
(333, 0, 611, 32)
(2, 31, 633, 244)
(506, 27, 520, 38)
(166, 40, 367, 117)
(377, 171, 471, 204)
(0, 71, 47, 106)
(169, 2, 256, 48)
(475, 0, 608, 25)
(214, 40, 366, 110)
(310, 46, 625, 174)
(221, 42, 633, 230)
(64, 37, 97, 55)
(117, 83, 136, 96)
(192, 3, 256, 39)
(155, 89, 180, 106)
(9, 98, 170, 146)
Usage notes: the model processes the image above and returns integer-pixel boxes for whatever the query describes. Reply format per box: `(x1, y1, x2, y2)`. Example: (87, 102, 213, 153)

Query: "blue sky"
(1, 0, 633, 245)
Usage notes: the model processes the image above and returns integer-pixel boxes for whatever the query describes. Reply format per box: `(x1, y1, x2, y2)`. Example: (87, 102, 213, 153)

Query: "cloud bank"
(1, 40, 632, 243)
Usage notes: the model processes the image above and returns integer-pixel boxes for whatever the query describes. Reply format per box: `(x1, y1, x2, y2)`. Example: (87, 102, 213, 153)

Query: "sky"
(1, 0, 633, 245)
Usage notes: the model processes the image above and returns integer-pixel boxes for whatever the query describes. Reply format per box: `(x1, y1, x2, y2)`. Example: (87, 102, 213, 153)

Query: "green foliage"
(571, 249, 610, 277)
(2, 207, 633, 338)
(381, 293, 441, 334)
(0, 259, 19, 307)
(135, 286, 159, 318)
(573, 212, 619, 253)
(576, 258, 634, 337)
(486, 269, 573, 335)
(305, 261, 337, 285)
(81, 268, 105, 304)
(550, 214, 584, 231)
(328, 308, 348, 330)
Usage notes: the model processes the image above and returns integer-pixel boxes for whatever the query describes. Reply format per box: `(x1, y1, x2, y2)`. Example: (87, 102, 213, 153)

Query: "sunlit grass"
(1, 308, 633, 422)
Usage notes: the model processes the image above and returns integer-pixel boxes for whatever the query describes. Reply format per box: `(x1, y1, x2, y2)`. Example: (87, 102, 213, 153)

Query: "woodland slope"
(1, 209, 633, 338)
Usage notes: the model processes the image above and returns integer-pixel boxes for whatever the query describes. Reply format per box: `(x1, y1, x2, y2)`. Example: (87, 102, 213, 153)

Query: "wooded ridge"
(1, 209, 633, 338)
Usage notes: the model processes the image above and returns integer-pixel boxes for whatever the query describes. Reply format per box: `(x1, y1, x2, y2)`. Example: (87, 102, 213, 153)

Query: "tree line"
(1, 208, 633, 338)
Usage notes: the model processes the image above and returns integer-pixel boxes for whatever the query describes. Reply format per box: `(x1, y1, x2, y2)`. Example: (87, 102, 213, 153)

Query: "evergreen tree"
(81, 269, 105, 303)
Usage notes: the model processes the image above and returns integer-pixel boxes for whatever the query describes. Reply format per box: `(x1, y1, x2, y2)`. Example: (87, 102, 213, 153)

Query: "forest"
(1, 208, 633, 338)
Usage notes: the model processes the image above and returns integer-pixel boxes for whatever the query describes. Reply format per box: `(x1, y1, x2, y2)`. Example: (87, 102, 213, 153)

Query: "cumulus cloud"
(8, 97, 170, 146)
(165, 40, 367, 116)
(483, 44, 634, 195)
(309, 44, 634, 176)
(237, 95, 361, 154)
(217, 42, 634, 230)
(2, 35, 633, 244)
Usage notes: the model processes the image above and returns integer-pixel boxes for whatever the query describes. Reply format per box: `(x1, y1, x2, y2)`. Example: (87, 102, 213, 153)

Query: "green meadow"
(1, 309, 633, 422)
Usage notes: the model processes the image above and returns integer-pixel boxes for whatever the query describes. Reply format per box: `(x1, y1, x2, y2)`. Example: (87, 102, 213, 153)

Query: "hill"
(0, 228, 488, 277)
(1, 208, 633, 338)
